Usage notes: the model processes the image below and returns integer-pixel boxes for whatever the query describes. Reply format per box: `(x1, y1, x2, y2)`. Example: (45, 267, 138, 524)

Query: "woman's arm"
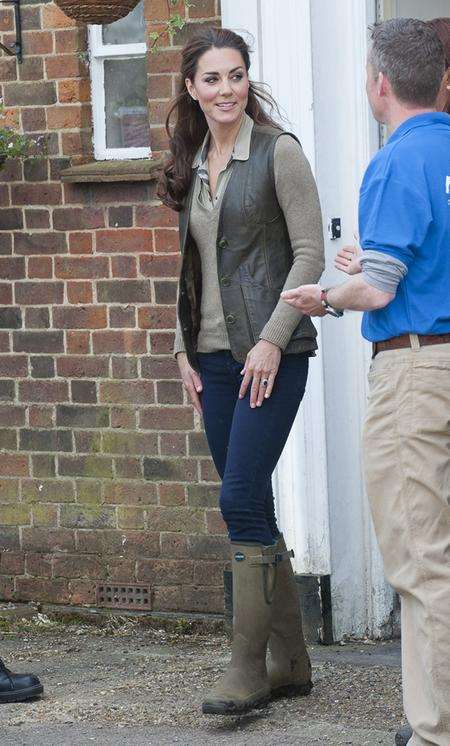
(259, 136, 325, 348)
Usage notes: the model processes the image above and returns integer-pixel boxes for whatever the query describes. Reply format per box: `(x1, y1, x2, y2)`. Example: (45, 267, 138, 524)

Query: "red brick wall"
(0, 0, 228, 614)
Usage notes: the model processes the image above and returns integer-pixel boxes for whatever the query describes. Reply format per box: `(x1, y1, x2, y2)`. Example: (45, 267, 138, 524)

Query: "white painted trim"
(88, 24, 151, 161)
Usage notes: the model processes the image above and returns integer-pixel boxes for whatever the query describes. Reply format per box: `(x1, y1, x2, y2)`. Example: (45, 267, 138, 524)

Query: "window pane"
(104, 57, 150, 149)
(102, 1, 146, 45)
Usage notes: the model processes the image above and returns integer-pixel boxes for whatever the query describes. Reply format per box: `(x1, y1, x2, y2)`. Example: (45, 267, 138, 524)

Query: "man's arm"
(281, 276, 394, 316)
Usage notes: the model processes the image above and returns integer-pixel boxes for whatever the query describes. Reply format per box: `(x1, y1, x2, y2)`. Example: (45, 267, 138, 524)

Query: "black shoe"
(395, 725, 413, 746)
(0, 659, 43, 703)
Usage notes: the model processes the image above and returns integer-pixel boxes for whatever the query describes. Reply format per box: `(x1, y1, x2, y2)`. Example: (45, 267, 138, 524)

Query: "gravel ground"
(0, 612, 405, 745)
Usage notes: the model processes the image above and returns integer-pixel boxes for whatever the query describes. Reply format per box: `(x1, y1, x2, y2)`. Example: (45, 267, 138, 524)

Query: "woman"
(428, 17, 450, 114)
(159, 27, 324, 715)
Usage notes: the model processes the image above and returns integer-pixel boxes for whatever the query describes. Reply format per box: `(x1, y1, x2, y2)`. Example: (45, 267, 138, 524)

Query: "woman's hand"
(334, 244, 362, 275)
(176, 353, 203, 415)
(239, 340, 282, 408)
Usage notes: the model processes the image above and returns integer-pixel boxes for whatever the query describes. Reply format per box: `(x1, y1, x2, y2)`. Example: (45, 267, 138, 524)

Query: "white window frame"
(88, 23, 151, 161)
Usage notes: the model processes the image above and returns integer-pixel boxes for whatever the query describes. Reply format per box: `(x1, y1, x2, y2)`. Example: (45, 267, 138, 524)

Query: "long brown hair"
(158, 27, 283, 212)
(427, 18, 450, 113)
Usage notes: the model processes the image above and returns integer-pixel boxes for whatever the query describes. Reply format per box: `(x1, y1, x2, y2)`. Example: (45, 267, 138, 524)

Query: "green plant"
(149, 0, 194, 53)
(0, 98, 37, 165)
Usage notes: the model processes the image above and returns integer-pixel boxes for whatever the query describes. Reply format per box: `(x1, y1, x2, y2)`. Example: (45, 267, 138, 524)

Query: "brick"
(151, 586, 223, 614)
(15, 577, 70, 604)
(29, 405, 54, 428)
(27, 256, 53, 278)
(11, 183, 62, 206)
(14, 331, 64, 353)
(22, 107, 46, 132)
(139, 306, 176, 330)
(114, 457, 142, 479)
(0, 427, 16, 450)
(154, 280, 177, 304)
(111, 357, 138, 379)
(97, 281, 151, 305)
(154, 228, 179, 253)
(0, 479, 20, 503)
(47, 104, 90, 130)
(137, 559, 193, 584)
(103, 480, 157, 506)
(76, 529, 125, 556)
(135, 205, 177, 229)
(147, 49, 181, 74)
(0, 380, 15, 400)
(117, 507, 145, 530)
(150, 332, 175, 355)
(53, 208, 104, 231)
(147, 74, 172, 100)
(0, 58, 17, 82)
(25, 553, 53, 577)
(159, 484, 186, 506)
(21, 5, 41, 30)
(22, 478, 75, 504)
(0, 576, 14, 599)
(106, 557, 136, 582)
(0, 551, 24, 575)
(119, 531, 160, 558)
(55, 28, 87, 54)
(58, 456, 113, 479)
(200, 460, 220, 482)
(206, 509, 227, 535)
(0, 284, 13, 304)
(92, 330, 147, 354)
(188, 534, 230, 560)
(3, 81, 57, 107)
(57, 356, 108, 378)
(0, 234, 12, 255)
(160, 432, 186, 456)
(109, 206, 133, 228)
(32, 504, 58, 527)
(24, 307, 50, 328)
(141, 356, 180, 380)
(111, 255, 137, 278)
(20, 429, 72, 453)
(22, 528, 75, 552)
(23, 30, 54, 55)
(61, 130, 93, 157)
(15, 282, 64, 305)
(45, 55, 83, 79)
(0, 454, 29, 477)
(140, 407, 193, 431)
(69, 580, 97, 605)
(109, 306, 135, 328)
(96, 229, 153, 254)
(86, 183, 149, 205)
(0, 257, 25, 279)
(56, 405, 109, 429)
(74, 430, 101, 454)
(53, 554, 104, 579)
(24, 158, 48, 181)
(58, 78, 91, 104)
(30, 356, 55, 379)
(14, 232, 67, 255)
(0, 527, 20, 551)
(19, 380, 68, 402)
(60, 504, 116, 529)
(53, 306, 107, 329)
(0, 406, 25, 427)
(66, 331, 91, 355)
(0, 159, 22, 182)
(32, 455, 56, 478)
(102, 431, 157, 456)
(0, 504, 31, 525)
(55, 256, 109, 279)
(111, 408, 137, 429)
(25, 210, 51, 231)
(71, 380, 97, 404)
(0, 332, 10, 352)
(68, 233, 93, 255)
(43, 3, 75, 29)
(99, 381, 154, 405)
(67, 281, 92, 305)
(143, 458, 197, 483)
(139, 253, 181, 278)
(0, 355, 28, 377)
(75, 480, 102, 505)
(19, 56, 44, 82)
(0, 208, 23, 229)
(156, 380, 183, 405)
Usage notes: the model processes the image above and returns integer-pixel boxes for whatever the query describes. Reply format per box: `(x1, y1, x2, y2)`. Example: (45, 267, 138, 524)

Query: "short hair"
(368, 18, 445, 107)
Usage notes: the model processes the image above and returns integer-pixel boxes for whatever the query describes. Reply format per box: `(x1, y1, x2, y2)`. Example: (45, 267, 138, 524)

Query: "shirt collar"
(388, 111, 450, 144)
(192, 112, 254, 169)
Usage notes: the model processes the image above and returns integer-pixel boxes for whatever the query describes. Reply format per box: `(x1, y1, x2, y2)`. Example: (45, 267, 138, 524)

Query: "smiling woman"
(158, 27, 325, 718)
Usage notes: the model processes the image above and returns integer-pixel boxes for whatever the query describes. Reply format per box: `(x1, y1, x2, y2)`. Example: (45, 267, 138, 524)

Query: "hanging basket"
(54, 0, 140, 25)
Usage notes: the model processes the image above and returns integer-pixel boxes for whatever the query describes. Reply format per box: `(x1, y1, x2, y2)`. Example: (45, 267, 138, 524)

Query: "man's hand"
(335, 244, 362, 275)
(239, 340, 281, 408)
(176, 352, 203, 415)
(281, 284, 326, 317)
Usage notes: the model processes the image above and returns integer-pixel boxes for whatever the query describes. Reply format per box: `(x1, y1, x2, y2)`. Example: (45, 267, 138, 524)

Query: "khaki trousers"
(363, 339, 450, 746)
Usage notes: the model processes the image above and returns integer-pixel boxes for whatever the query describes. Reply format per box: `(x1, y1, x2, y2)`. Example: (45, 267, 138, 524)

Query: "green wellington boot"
(267, 534, 313, 699)
(202, 542, 278, 715)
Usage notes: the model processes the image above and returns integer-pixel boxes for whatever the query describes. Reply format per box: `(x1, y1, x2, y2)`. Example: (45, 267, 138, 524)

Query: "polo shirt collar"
(388, 111, 450, 144)
(192, 112, 254, 169)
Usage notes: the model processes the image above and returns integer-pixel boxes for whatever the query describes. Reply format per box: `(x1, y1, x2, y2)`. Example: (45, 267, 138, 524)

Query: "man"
(282, 18, 450, 746)
(0, 657, 43, 702)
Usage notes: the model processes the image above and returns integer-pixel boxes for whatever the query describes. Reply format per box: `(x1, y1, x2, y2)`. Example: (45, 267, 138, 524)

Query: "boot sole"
(0, 685, 44, 703)
(202, 693, 270, 715)
(271, 680, 313, 701)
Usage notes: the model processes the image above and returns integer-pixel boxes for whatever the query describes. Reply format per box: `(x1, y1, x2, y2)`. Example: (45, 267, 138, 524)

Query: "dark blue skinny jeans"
(198, 350, 309, 546)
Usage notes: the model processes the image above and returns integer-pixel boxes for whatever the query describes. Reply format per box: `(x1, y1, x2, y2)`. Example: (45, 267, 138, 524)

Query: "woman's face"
(186, 47, 249, 127)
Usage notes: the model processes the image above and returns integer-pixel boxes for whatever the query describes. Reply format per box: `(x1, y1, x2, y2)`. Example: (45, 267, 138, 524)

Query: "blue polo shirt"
(359, 112, 450, 342)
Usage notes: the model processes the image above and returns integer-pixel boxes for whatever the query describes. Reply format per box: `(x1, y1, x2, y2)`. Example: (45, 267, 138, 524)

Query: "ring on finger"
(262, 379, 269, 387)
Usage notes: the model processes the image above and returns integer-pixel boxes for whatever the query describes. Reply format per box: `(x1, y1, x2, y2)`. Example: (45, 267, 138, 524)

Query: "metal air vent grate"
(96, 583, 152, 610)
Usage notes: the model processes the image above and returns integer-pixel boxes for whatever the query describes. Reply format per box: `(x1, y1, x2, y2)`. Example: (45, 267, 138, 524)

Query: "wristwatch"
(320, 287, 344, 318)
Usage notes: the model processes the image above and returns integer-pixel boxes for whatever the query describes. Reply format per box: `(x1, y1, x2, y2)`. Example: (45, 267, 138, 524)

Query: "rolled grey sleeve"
(360, 250, 408, 295)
